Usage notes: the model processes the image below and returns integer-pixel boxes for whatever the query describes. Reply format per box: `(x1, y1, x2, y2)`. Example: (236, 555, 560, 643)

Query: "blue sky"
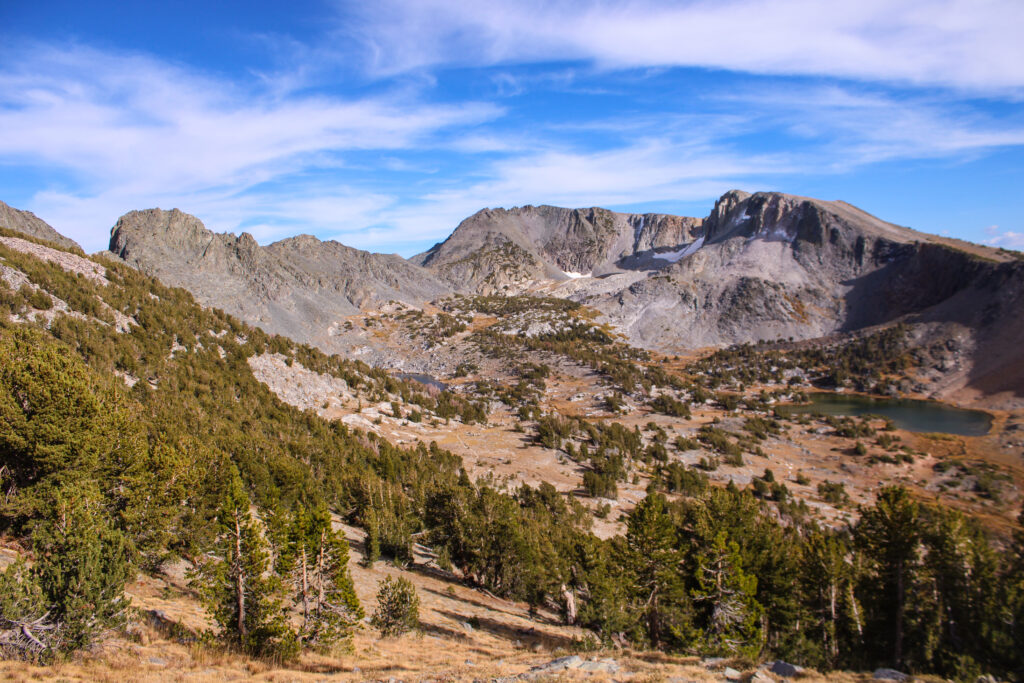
(1, 0, 1023, 255)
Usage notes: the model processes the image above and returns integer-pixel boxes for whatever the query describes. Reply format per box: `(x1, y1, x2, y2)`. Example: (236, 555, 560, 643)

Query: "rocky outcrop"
(413, 205, 702, 292)
(421, 191, 1024, 406)
(108, 208, 454, 353)
(607, 191, 1022, 348)
(0, 200, 82, 252)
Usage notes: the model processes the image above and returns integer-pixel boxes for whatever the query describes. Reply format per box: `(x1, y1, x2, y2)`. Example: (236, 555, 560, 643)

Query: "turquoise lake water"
(776, 393, 992, 436)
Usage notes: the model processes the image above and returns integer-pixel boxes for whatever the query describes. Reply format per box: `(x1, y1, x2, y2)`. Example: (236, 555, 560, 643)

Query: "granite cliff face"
(584, 190, 931, 348)
(587, 190, 1021, 347)
(108, 208, 453, 352)
(0, 200, 82, 252)
(413, 205, 702, 293)
(416, 191, 1024, 406)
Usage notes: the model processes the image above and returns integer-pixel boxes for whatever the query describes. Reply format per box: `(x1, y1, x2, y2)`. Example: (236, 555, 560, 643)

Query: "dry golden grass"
(0, 520, 875, 682)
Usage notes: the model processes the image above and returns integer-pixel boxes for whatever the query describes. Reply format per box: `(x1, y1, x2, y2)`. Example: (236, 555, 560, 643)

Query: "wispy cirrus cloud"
(984, 225, 1024, 250)
(344, 0, 1024, 93)
(714, 85, 1024, 167)
(325, 83, 1024, 252)
(0, 43, 501, 249)
(3, 1, 1024, 256)
(326, 139, 788, 251)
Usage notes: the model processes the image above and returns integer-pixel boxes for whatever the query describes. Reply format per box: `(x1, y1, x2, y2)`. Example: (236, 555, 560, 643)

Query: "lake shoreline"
(775, 390, 994, 436)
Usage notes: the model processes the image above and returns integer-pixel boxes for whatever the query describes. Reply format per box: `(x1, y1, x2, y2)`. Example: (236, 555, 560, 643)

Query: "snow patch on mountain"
(654, 236, 705, 263)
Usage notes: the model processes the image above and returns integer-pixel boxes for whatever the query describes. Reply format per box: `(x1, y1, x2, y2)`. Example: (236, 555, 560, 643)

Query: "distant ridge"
(0, 200, 82, 252)
(103, 191, 1024, 407)
(107, 208, 453, 353)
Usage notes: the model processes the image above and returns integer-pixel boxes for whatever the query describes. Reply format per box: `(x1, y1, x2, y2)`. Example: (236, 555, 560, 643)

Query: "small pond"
(775, 393, 992, 437)
(394, 372, 449, 392)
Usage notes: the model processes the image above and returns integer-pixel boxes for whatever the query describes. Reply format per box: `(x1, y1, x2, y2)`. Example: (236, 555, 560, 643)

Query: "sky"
(1, 0, 1023, 255)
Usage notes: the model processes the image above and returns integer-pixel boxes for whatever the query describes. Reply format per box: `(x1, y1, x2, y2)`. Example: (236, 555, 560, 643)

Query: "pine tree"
(0, 559, 50, 661)
(362, 509, 381, 568)
(923, 506, 1006, 677)
(191, 471, 297, 660)
(0, 484, 134, 660)
(1008, 508, 1024, 678)
(576, 535, 634, 645)
(371, 576, 419, 637)
(855, 486, 923, 669)
(623, 494, 692, 650)
(280, 505, 363, 652)
(691, 531, 764, 659)
(0, 329, 147, 520)
(797, 530, 861, 669)
(31, 485, 135, 652)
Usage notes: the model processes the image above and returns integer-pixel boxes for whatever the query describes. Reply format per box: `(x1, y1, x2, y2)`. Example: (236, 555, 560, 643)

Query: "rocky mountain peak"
(415, 203, 705, 293)
(0, 199, 82, 252)
(91, 191, 1024, 409)
(110, 207, 215, 262)
(107, 207, 454, 354)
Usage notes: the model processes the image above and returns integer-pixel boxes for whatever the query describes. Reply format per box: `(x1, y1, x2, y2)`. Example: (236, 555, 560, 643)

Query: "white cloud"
(323, 139, 788, 254)
(3, 34, 1023, 257)
(715, 85, 1024, 167)
(348, 0, 1024, 93)
(0, 44, 501, 251)
(29, 184, 398, 250)
(317, 81, 1024, 254)
(984, 225, 1024, 250)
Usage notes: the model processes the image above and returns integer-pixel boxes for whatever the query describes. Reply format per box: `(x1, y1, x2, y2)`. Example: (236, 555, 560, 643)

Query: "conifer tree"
(1008, 508, 1024, 678)
(425, 486, 475, 576)
(0, 484, 133, 660)
(623, 494, 692, 650)
(855, 486, 923, 669)
(691, 530, 764, 658)
(923, 506, 1006, 677)
(0, 559, 50, 661)
(0, 330, 147, 520)
(576, 535, 633, 644)
(371, 575, 419, 637)
(191, 471, 297, 660)
(31, 485, 135, 652)
(279, 505, 363, 651)
(797, 530, 861, 669)
(362, 510, 381, 568)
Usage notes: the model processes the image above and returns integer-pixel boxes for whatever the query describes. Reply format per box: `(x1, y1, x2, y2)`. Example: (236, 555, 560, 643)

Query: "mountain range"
(8, 190, 1024, 408)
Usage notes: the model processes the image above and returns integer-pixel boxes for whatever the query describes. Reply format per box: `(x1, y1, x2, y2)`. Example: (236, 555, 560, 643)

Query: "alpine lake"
(775, 392, 993, 437)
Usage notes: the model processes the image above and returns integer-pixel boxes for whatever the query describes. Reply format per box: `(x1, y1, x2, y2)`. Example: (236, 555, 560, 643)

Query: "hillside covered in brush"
(1, 216, 1024, 679)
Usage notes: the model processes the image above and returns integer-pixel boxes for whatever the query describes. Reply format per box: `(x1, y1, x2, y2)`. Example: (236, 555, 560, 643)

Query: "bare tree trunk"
(560, 584, 577, 625)
(828, 582, 838, 660)
(848, 584, 863, 638)
(234, 514, 246, 637)
(301, 546, 310, 625)
(317, 529, 327, 616)
(894, 559, 904, 667)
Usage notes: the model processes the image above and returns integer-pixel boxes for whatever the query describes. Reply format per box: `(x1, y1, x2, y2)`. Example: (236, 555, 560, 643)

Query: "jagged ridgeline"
(2, 224, 1024, 675)
(109, 191, 1024, 408)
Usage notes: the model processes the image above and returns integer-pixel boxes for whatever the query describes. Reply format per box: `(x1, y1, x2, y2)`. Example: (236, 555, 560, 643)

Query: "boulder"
(769, 660, 803, 677)
(578, 658, 620, 673)
(531, 655, 583, 673)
